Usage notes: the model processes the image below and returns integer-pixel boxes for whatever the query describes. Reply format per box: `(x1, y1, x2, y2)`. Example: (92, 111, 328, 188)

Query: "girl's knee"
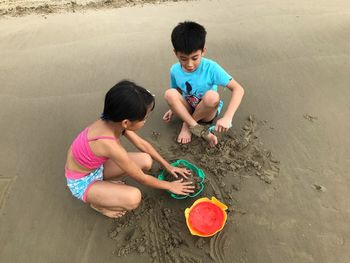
(141, 153, 152, 171)
(125, 187, 142, 210)
(203, 91, 220, 108)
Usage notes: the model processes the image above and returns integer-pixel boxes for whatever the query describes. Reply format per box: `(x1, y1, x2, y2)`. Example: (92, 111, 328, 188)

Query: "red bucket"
(185, 197, 228, 237)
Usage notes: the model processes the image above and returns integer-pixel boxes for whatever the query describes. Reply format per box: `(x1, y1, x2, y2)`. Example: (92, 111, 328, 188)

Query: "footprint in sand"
(311, 183, 326, 192)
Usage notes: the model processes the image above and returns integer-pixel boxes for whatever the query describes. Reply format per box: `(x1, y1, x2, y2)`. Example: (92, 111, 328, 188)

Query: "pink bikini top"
(71, 127, 116, 170)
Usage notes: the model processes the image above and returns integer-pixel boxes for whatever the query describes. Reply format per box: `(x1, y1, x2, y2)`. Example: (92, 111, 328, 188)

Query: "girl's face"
(126, 104, 153, 131)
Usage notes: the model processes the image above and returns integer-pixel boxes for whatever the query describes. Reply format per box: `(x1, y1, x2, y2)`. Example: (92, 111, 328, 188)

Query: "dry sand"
(1, 0, 350, 262)
(0, 0, 190, 17)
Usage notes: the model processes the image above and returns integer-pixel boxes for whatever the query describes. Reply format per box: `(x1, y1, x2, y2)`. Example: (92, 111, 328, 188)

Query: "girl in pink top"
(65, 80, 194, 218)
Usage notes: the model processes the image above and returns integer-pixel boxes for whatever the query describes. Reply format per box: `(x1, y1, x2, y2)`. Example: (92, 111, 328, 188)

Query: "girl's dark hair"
(101, 80, 155, 122)
(171, 21, 207, 55)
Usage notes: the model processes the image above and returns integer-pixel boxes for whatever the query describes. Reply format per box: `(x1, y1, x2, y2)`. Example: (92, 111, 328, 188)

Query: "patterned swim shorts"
(66, 166, 104, 202)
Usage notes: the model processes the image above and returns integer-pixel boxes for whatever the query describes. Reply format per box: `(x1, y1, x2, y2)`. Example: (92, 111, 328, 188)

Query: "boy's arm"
(124, 130, 191, 178)
(215, 78, 245, 132)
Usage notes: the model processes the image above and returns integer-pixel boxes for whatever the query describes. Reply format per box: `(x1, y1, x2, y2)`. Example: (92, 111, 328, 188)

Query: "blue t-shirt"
(170, 57, 232, 108)
(170, 58, 232, 112)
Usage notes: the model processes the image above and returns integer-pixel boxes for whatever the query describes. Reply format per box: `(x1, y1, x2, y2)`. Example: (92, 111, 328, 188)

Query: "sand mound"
(108, 115, 280, 262)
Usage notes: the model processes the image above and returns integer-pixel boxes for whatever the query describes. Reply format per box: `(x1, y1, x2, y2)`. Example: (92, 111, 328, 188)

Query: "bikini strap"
(88, 136, 116, 142)
(85, 126, 117, 142)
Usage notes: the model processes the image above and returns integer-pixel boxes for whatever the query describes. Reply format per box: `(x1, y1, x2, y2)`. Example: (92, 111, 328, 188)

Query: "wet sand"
(1, 0, 350, 262)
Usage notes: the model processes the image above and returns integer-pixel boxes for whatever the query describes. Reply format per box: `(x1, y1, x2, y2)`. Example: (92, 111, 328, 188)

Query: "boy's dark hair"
(171, 21, 207, 54)
(102, 80, 155, 122)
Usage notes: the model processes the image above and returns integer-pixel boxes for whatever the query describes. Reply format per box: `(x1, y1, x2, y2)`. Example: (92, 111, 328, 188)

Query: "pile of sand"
(109, 116, 280, 262)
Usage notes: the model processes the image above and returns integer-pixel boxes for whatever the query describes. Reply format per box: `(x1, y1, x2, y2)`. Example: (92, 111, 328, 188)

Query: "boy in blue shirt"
(163, 21, 245, 147)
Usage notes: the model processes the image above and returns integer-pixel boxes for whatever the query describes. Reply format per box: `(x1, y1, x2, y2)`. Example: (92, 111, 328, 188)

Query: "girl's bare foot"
(177, 122, 192, 144)
(90, 204, 126, 219)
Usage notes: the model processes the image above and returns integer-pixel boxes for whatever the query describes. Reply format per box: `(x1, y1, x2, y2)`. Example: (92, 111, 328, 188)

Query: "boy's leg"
(191, 90, 220, 146)
(164, 89, 197, 143)
(164, 89, 220, 145)
(192, 90, 220, 123)
(164, 89, 197, 126)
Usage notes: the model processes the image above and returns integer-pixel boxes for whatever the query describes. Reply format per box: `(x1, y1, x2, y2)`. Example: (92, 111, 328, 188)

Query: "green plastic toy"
(158, 159, 205, 199)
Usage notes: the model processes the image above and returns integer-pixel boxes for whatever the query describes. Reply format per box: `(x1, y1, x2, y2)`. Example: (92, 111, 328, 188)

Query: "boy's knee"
(203, 90, 220, 108)
(141, 153, 152, 171)
(126, 188, 142, 210)
(164, 89, 180, 103)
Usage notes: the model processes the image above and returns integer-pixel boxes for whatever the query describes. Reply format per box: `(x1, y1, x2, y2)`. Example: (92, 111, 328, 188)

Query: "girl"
(65, 80, 194, 218)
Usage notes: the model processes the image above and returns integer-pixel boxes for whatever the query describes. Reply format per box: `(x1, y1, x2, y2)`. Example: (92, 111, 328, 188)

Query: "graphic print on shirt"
(185, 81, 202, 108)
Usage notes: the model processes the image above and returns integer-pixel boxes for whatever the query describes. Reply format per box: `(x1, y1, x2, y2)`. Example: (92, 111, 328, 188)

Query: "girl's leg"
(103, 152, 152, 180)
(86, 152, 151, 218)
(86, 181, 141, 218)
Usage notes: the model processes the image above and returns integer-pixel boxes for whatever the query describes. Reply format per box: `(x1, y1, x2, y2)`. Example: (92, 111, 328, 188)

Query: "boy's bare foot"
(205, 132, 218, 147)
(90, 204, 126, 219)
(189, 124, 218, 147)
(177, 122, 192, 144)
(162, 109, 173, 122)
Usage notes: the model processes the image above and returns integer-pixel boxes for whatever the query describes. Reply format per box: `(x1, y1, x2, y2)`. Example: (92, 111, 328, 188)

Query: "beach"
(0, 0, 350, 262)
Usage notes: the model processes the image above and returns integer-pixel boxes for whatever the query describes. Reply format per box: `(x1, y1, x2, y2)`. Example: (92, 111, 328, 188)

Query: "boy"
(163, 21, 245, 147)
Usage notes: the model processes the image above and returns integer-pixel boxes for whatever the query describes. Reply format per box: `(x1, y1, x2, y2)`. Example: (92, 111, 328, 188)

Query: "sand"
(0, 0, 190, 17)
(108, 116, 280, 262)
(1, 0, 350, 262)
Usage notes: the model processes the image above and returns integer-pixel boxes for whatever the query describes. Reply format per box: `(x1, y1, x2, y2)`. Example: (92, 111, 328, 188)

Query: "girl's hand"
(168, 179, 195, 195)
(168, 166, 192, 179)
(215, 117, 232, 133)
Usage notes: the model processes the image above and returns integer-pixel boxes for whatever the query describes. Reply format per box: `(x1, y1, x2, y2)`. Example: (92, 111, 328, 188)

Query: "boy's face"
(175, 48, 206, 73)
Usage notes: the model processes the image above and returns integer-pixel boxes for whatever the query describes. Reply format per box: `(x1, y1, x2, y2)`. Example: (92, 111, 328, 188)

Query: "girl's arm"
(103, 140, 193, 195)
(125, 130, 172, 170)
(99, 140, 194, 195)
(105, 140, 168, 188)
(124, 130, 190, 178)
(216, 79, 245, 132)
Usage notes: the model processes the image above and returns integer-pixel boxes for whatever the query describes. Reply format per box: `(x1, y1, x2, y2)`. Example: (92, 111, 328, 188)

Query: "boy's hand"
(215, 117, 232, 132)
(168, 179, 195, 195)
(168, 166, 192, 179)
(162, 109, 173, 122)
